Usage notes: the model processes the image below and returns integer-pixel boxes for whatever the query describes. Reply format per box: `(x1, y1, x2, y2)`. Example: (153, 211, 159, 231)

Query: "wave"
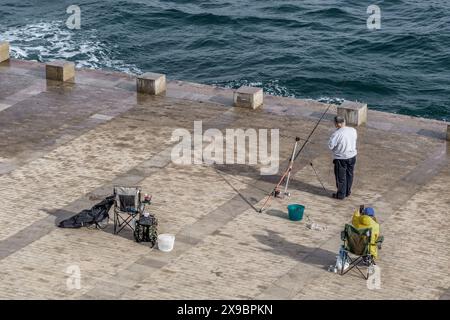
(159, 8, 315, 29)
(1, 20, 142, 74)
(261, 3, 305, 14)
(317, 97, 345, 105)
(211, 79, 350, 109)
(305, 7, 352, 19)
(210, 79, 296, 98)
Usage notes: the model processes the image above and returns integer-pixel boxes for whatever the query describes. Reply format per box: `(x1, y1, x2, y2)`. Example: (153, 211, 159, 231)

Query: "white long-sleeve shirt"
(328, 126, 357, 160)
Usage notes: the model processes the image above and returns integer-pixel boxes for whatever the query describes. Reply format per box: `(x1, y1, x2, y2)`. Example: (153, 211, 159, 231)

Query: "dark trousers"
(333, 156, 356, 199)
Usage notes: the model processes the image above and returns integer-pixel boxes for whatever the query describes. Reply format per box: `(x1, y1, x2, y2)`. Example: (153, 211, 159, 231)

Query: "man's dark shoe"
(332, 193, 344, 200)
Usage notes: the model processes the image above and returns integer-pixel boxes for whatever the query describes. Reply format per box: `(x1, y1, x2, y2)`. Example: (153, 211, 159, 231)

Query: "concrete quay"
(0, 57, 449, 300)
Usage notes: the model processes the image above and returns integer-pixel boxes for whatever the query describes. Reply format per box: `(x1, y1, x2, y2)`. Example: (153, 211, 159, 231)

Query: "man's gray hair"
(334, 116, 346, 124)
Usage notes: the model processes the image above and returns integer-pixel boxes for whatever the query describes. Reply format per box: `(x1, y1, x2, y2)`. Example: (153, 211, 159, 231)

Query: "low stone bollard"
(136, 72, 166, 95)
(0, 41, 10, 63)
(46, 60, 75, 82)
(233, 86, 264, 110)
(337, 100, 368, 126)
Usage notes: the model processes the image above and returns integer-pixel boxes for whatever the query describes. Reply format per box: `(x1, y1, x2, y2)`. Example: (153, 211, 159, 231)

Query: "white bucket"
(158, 234, 175, 252)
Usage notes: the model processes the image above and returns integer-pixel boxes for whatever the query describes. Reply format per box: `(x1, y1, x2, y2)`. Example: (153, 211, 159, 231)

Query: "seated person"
(351, 206, 381, 259)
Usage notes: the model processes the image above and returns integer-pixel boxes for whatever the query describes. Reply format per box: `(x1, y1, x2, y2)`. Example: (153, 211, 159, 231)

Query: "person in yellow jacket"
(351, 207, 380, 259)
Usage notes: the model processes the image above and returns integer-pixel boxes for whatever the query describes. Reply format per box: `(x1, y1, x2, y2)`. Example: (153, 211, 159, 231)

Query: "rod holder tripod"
(258, 104, 331, 213)
(258, 136, 300, 212)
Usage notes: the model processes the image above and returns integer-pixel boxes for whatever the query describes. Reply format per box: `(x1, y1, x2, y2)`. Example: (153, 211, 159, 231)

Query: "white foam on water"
(317, 96, 345, 105)
(212, 79, 296, 98)
(1, 20, 142, 74)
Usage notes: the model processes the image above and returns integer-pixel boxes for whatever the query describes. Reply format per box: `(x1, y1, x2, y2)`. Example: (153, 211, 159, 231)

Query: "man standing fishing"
(328, 116, 357, 200)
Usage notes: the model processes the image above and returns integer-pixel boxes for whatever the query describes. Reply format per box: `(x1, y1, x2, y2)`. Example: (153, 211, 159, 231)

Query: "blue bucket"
(287, 204, 305, 221)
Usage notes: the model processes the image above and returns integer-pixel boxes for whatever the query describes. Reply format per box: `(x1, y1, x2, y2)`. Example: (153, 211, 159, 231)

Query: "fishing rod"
(293, 104, 332, 162)
(258, 104, 332, 213)
(213, 165, 260, 212)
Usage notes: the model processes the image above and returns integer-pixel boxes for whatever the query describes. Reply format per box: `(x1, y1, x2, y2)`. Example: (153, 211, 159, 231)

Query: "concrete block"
(45, 60, 75, 82)
(447, 124, 450, 141)
(136, 72, 166, 95)
(233, 86, 263, 109)
(0, 42, 10, 62)
(337, 100, 368, 126)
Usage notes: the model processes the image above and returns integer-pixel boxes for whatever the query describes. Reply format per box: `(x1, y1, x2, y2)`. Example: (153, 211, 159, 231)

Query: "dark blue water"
(1, 0, 449, 121)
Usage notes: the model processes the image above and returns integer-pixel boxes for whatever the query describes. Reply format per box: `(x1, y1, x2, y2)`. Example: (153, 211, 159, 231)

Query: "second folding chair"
(339, 223, 382, 280)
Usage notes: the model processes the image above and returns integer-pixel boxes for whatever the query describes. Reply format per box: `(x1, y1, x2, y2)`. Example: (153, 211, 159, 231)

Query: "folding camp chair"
(339, 224, 383, 280)
(113, 186, 144, 235)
